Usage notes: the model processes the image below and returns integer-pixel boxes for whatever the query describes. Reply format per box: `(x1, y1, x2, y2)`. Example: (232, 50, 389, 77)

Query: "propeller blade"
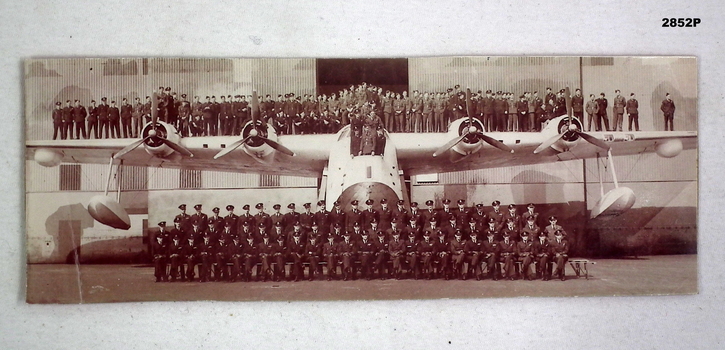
(161, 138, 194, 157)
(263, 137, 295, 157)
(480, 134, 514, 153)
(578, 131, 611, 150)
(151, 92, 159, 125)
(213, 136, 252, 159)
(113, 137, 150, 159)
(534, 133, 566, 154)
(433, 134, 466, 157)
(465, 88, 473, 125)
(564, 86, 572, 124)
(251, 90, 259, 126)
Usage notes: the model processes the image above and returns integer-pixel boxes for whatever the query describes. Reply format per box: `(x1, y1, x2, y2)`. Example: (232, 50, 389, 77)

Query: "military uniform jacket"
(151, 239, 170, 258)
(72, 105, 87, 122)
(258, 240, 275, 256)
(482, 239, 501, 255)
(404, 239, 418, 255)
(502, 213, 522, 230)
(322, 241, 338, 256)
(288, 239, 306, 256)
(521, 212, 539, 227)
(493, 98, 508, 113)
(626, 98, 639, 114)
(378, 208, 393, 230)
(329, 209, 346, 228)
(433, 239, 449, 256)
(450, 239, 466, 255)
(254, 213, 271, 229)
(190, 213, 209, 230)
(488, 210, 504, 230)
(531, 97, 544, 113)
(596, 98, 608, 115)
(374, 238, 389, 254)
(52, 108, 63, 123)
(453, 208, 470, 224)
(361, 209, 379, 229)
(346, 209, 363, 229)
(198, 239, 216, 257)
(516, 240, 535, 256)
(224, 214, 239, 232)
(305, 241, 322, 257)
(417, 239, 436, 255)
(120, 104, 133, 119)
(571, 95, 584, 113)
(88, 106, 98, 122)
(585, 100, 599, 115)
(241, 240, 259, 257)
(521, 224, 541, 239)
(392, 206, 408, 224)
(227, 240, 243, 257)
(471, 210, 488, 227)
(215, 240, 230, 258)
(481, 97, 495, 114)
(283, 212, 300, 231)
(613, 95, 627, 114)
(299, 211, 314, 229)
(108, 106, 120, 121)
(97, 104, 109, 121)
(464, 239, 483, 255)
(661, 99, 675, 114)
(388, 238, 406, 256)
(499, 238, 516, 254)
(61, 106, 73, 122)
(533, 238, 550, 256)
(181, 240, 198, 258)
(549, 239, 569, 255)
(207, 215, 224, 232)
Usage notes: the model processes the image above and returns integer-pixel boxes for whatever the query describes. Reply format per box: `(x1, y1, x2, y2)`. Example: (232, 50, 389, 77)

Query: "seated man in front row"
(550, 230, 569, 281)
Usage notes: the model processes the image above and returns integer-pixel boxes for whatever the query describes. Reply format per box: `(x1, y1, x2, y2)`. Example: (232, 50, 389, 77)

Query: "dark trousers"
(109, 119, 121, 138)
(307, 255, 320, 279)
(664, 113, 674, 131)
(597, 113, 610, 131)
(99, 119, 110, 138)
(184, 256, 196, 281)
(52, 122, 62, 140)
(374, 252, 388, 277)
(169, 255, 185, 280)
(74, 121, 87, 139)
(628, 113, 640, 131)
(153, 256, 168, 281)
(61, 121, 72, 140)
(87, 119, 98, 139)
(121, 118, 132, 138)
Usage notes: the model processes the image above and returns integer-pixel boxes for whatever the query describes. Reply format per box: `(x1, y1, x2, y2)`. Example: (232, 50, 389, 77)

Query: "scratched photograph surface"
(24, 56, 697, 303)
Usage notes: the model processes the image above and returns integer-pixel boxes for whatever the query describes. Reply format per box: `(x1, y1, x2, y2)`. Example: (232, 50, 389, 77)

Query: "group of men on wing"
(149, 199, 570, 283)
(51, 81, 679, 141)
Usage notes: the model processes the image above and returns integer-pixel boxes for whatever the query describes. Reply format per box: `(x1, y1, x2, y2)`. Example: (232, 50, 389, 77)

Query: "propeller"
(214, 90, 295, 159)
(433, 88, 513, 157)
(113, 92, 193, 159)
(533, 87, 610, 154)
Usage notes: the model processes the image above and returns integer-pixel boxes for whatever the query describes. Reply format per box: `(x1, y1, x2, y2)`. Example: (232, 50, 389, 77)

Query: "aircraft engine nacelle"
(34, 148, 64, 167)
(239, 121, 278, 163)
(590, 187, 636, 219)
(655, 138, 683, 158)
(550, 117, 584, 153)
(140, 121, 180, 158)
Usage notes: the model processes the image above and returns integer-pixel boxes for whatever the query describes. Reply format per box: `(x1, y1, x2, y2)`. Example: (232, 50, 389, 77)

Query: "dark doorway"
(316, 59, 409, 96)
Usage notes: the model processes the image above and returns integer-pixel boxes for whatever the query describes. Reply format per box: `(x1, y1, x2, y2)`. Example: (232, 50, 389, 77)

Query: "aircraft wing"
(26, 134, 338, 177)
(392, 130, 698, 176)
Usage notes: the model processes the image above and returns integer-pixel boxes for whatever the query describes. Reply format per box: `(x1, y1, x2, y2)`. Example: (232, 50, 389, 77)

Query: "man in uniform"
(463, 216, 480, 242)
(190, 204, 208, 231)
(177, 94, 191, 136)
(373, 230, 390, 279)
(151, 230, 169, 282)
(87, 100, 99, 139)
(544, 216, 567, 242)
(61, 100, 73, 140)
(269, 204, 285, 229)
(531, 91, 544, 132)
(52, 102, 63, 140)
(72, 100, 87, 139)
(97, 97, 110, 139)
(392, 200, 408, 225)
(388, 231, 406, 280)
(503, 204, 521, 232)
(108, 100, 121, 139)
(338, 233, 358, 281)
(627, 93, 640, 131)
(417, 231, 437, 279)
(488, 201, 505, 231)
(236, 204, 253, 230)
(516, 231, 536, 280)
(241, 234, 259, 281)
(299, 203, 315, 232)
(181, 234, 198, 282)
(515, 94, 529, 132)
(493, 91, 507, 132)
(305, 234, 322, 281)
(213, 235, 230, 281)
(253, 203, 271, 233)
(499, 231, 517, 280)
(471, 204, 488, 228)
(521, 203, 539, 227)
(322, 235, 339, 281)
(612, 90, 626, 131)
(346, 200, 362, 232)
(377, 198, 393, 231)
(208, 207, 224, 233)
(571, 89, 584, 125)
(521, 215, 541, 241)
(533, 231, 551, 280)
(283, 203, 300, 232)
(449, 231, 466, 280)
(480, 90, 495, 132)
(329, 201, 346, 234)
(223, 205, 239, 236)
(120, 98, 133, 138)
(464, 232, 484, 280)
(481, 229, 500, 280)
(403, 232, 419, 279)
(596, 93, 610, 131)
(453, 199, 469, 225)
(131, 97, 144, 138)
(433, 231, 451, 280)
(313, 200, 331, 236)
(361, 199, 379, 230)
(288, 231, 306, 282)
(550, 230, 569, 281)
(661, 92, 676, 131)
(585, 94, 599, 131)
(421, 200, 438, 228)
(227, 235, 244, 282)
(257, 234, 275, 282)
(197, 234, 215, 282)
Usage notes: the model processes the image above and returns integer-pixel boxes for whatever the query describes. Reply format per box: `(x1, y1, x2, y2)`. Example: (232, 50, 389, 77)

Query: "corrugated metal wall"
(409, 56, 581, 94)
(581, 57, 697, 131)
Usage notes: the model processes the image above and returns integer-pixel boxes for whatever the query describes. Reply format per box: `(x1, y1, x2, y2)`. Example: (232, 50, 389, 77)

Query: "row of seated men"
(150, 200, 570, 283)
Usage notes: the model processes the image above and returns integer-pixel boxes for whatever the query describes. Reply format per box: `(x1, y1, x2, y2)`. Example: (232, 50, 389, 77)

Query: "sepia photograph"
(24, 56, 697, 304)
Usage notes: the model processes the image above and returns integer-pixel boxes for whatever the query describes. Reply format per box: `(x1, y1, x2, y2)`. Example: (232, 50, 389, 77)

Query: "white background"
(2, 0, 723, 348)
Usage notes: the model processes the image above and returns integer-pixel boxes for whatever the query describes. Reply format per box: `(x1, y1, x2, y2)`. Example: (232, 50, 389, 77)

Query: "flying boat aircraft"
(27, 88, 697, 231)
